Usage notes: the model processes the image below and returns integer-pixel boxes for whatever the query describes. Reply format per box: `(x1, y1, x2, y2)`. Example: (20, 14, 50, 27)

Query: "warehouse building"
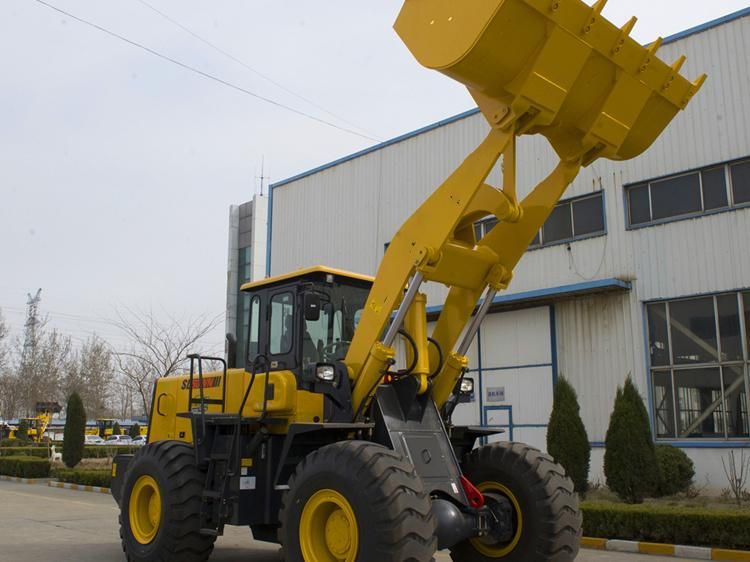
(227, 8, 750, 488)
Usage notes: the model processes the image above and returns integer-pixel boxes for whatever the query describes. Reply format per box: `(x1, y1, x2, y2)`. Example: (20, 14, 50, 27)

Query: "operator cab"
(239, 266, 373, 387)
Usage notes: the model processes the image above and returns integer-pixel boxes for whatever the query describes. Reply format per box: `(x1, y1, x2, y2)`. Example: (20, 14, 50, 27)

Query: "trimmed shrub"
(63, 393, 87, 468)
(582, 502, 750, 550)
(547, 376, 590, 494)
(112, 422, 121, 436)
(15, 419, 29, 441)
(0, 456, 51, 478)
(128, 423, 141, 439)
(604, 377, 659, 503)
(78, 445, 139, 458)
(655, 445, 695, 497)
(0, 447, 49, 458)
(53, 468, 111, 488)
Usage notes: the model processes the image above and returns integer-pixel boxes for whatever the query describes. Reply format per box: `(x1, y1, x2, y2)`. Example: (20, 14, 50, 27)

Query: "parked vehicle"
(131, 436, 147, 446)
(85, 435, 105, 445)
(105, 435, 132, 445)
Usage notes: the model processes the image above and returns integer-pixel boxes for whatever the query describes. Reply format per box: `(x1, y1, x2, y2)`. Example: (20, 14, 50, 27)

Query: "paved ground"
(0, 480, 689, 562)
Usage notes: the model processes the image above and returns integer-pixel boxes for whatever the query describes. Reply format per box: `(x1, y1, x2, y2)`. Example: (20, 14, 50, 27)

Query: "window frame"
(645, 291, 750, 444)
(625, 156, 750, 230)
(475, 190, 606, 250)
(269, 291, 295, 357)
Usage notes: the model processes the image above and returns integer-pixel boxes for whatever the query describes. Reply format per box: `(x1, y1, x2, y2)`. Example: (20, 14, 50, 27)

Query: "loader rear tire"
(119, 440, 215, 562)
(279, 441, 437, 562)
(451, 442, 581, 562)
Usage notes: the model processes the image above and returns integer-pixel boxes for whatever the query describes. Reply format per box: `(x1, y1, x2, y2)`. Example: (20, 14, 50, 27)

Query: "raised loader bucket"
(395, 0, 706, 165)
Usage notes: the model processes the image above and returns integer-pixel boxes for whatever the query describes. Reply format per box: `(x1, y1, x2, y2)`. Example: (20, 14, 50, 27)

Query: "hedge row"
(0, 456, 51, 478)
(0, 447, 50, 458)
(582, 503, 750, 550)
(53, 468, 111, 488)
(79, 446, 139, 458)
(0, 445, 139, 459)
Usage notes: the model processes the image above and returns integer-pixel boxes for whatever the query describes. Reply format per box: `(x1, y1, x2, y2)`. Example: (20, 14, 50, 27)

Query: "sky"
(1, 0, 748, 352)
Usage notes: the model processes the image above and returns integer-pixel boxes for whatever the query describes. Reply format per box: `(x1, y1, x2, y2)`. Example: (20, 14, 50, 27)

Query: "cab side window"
(270, 292, 294, 355)
(247, 296, 260, 363)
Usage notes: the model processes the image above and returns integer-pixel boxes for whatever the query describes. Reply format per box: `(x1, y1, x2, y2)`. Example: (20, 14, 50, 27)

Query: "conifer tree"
(604, 377, 659, 503)
(547, 376, 590, 494)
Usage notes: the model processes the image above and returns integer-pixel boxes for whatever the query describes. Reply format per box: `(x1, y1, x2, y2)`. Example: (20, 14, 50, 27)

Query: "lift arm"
(345, 0, 705, 417)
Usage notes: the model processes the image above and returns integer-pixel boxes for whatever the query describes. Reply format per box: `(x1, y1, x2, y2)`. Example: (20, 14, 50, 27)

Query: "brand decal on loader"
(181, 376, 222, 390)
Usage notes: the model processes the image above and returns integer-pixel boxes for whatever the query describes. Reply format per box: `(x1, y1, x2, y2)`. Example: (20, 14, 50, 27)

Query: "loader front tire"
(119, 440, 215, 562)
(451, 442, 581, 562)
(279, 441, 437, 562)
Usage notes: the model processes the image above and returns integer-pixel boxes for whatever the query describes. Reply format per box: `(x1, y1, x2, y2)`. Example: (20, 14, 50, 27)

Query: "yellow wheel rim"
(470, 481, 523, 558)
(129, 475, 162, 545)
(300, 489, 359, 562)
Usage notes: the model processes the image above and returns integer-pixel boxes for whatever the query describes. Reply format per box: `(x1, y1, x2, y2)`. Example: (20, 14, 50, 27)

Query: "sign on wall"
(487, 387, 506, 402)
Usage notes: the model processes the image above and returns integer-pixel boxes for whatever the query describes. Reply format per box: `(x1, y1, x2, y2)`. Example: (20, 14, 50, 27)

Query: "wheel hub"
(470, 481, 522, 557)
(325, 510, 352, 556)
(129, 475, 162, 545)
(300, 489, 359, 562)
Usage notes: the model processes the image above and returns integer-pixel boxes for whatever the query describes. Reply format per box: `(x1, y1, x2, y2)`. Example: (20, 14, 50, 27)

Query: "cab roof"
(240, 266, 374, 292)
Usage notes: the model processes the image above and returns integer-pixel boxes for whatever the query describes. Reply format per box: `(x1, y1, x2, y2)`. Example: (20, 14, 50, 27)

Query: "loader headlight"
(316, 364, 336, 383)
(459, 378, 474, 395)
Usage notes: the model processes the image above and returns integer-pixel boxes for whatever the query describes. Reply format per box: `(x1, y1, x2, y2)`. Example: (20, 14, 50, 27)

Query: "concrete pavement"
(0, 480, 688, 562)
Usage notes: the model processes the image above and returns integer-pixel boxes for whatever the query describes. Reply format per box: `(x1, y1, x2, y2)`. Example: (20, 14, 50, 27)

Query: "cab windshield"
(302, 282, 370, 368)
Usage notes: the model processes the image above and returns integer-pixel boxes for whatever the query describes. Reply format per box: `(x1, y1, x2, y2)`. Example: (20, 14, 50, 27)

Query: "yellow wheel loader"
(11, 402, 61, 443)
(111, 1, 704, 560)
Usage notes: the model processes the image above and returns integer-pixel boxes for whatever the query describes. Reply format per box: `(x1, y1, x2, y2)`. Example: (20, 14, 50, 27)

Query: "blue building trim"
(483, 405, 513, 441)
(550, 305, 558, 387)
(265, 188, 274, 277)
(476, 325, 484, 430)
(423, 278, 631, 316)
(270, 108, 481, 190)
(468, 362, 552, 374)
(660, 6, 750, 46)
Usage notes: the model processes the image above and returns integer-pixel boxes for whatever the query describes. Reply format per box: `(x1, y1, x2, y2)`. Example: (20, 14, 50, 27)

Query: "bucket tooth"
(583, 0, 607, 34)
(682, 73, 708, 106)
(640, 37, 663, 72)
(671, 55, 687, 73)
(612, 16, 637, 55)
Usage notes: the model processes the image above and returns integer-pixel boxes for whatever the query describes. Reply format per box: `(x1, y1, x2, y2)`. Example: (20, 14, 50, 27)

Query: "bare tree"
(722, 450, 750, 507)
(0, 309, 20, 420)
(65, 335, 113, 419)
(0, 308, 8, 372)
(112, 308, 222, 415)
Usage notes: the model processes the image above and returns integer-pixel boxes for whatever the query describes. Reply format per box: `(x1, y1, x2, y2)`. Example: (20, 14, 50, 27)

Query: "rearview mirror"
(304, 292, 321, 322)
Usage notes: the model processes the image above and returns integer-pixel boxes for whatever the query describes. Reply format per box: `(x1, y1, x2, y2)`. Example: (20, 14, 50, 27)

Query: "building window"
(475, 191, 604, 248)
(626, 157, 750, 227)
(646, 292, 750, 440)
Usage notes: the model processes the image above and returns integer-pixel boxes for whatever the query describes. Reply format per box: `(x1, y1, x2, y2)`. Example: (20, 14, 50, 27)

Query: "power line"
(133, 0, 379, 140)
(32, 0, 380, 143)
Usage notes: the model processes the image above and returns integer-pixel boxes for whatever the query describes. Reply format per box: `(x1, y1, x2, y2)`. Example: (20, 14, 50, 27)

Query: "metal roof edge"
(268, 8, 750, 193)
(661, 5, 750, 46)
(270, 108, 481, 190)
(425, 278, 632, 316)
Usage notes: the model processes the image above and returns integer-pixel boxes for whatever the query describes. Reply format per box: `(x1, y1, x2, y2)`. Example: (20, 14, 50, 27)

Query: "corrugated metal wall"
(267, 13, 750, 478)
